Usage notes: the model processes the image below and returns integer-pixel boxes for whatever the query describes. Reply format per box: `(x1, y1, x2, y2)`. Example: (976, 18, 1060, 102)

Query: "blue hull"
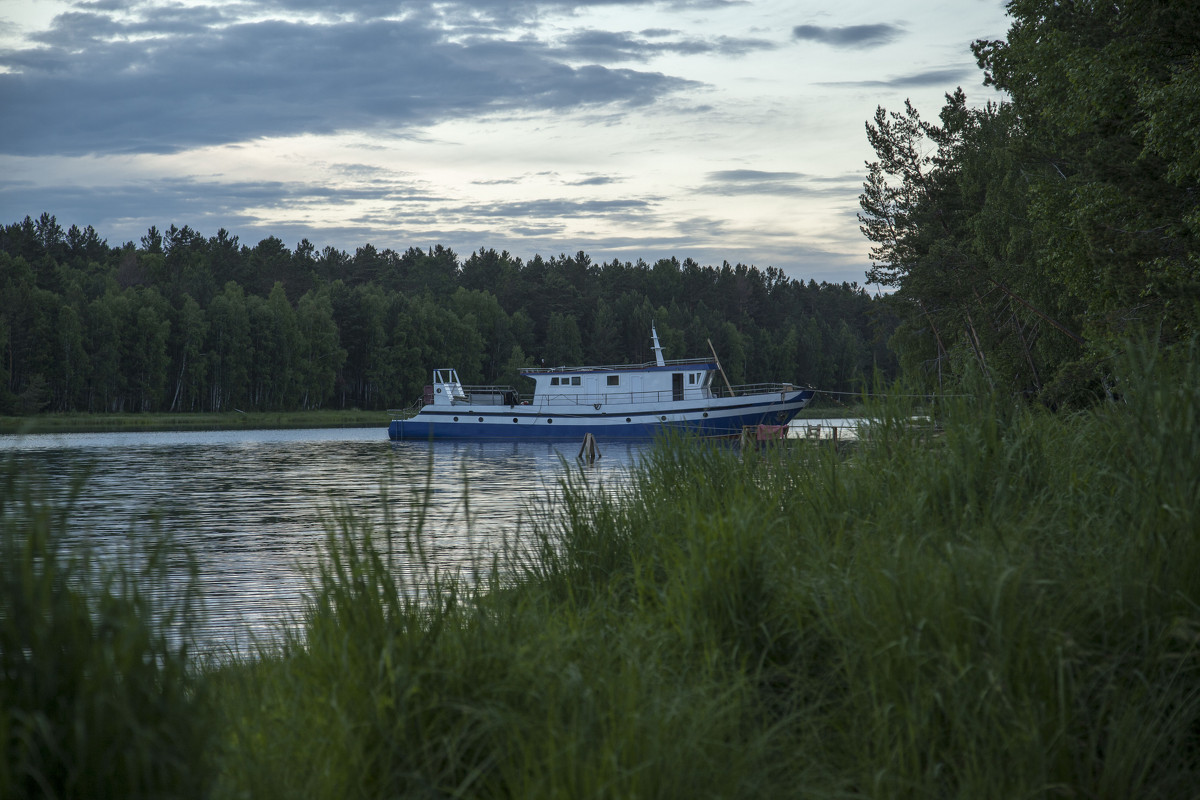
(388, 390, 815, 441)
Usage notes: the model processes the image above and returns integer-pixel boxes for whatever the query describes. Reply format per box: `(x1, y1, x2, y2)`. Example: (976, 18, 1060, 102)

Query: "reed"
(5, 337, 1198, 798)
(0, 460, 211, 799)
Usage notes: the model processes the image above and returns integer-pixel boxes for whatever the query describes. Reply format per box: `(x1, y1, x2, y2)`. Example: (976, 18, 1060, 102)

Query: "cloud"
(556, 28, 775, 64)
(708, 169, 805, 183)
(0, 167, 861, 283)
(0, 7, 700, 157)
(791, 23, 902, 48)
(469, 172, 622, 187)
(454, 197, 656, 220)
(701, 169, 854, 198)
(0, 166, 658, 243)
(510, 224, 565, 236)
(821, 67, 977, 88)
(567, 175, 623, 186)
(0, 172, 442, 241)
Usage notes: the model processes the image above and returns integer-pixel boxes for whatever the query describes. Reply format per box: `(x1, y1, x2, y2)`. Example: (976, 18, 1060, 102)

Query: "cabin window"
(571, 376, 581, 386)
(607, 375, 619, 386)
(689, 374, 696, 384)
(551, 377, 559, 386)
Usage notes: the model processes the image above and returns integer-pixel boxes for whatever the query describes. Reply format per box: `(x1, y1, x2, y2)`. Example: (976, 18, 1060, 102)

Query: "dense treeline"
(0, 214, 893, 415)
(860, 0, 1200, 406)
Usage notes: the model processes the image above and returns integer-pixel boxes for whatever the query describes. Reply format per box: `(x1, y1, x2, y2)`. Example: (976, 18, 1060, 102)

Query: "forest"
(859, 0, 1200, 407)
(0, 217, 892, 416)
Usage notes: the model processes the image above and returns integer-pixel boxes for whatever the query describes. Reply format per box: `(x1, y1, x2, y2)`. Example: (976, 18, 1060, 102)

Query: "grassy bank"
(4, 339, 1198, 798)
(0, 409, 390, 435)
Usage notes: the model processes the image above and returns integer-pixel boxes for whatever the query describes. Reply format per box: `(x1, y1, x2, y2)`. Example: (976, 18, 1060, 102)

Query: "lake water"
(1, 427, 650, 653)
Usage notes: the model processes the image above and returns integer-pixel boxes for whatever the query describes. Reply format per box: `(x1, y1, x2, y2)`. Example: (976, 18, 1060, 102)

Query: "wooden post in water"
(578, 432, 601, 464)
(740, 426, 754, 449)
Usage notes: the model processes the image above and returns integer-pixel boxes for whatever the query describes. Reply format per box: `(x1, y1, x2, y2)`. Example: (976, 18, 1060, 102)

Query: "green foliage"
(1, 215, 893, 414)
(295, 288, 345, 410)
(0, 460, 210, 799)
(863, 1, 1200, 403)
(543, 311, 584, 367)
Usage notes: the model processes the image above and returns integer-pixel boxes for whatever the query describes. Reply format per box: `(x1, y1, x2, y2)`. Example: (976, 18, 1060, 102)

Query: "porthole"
(513, 418, 518, 423)
(660, 415, 667, 421)
(703, 412, 709, 418)
(478, 417, 483, 422)
(547, 418, 553, 424)
(453, 416, 459, 421)
(626, 418, 631, 423)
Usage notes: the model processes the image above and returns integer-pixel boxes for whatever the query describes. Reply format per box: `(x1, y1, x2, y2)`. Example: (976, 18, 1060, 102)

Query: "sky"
(0, 0, 1012, 287)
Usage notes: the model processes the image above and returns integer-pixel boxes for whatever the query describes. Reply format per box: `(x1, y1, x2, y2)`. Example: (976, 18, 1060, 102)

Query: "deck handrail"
(521, 356, 713, 374)
(444, 382, 804, 407)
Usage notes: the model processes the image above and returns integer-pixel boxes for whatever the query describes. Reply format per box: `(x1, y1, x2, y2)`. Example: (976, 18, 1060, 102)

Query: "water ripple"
(2, 428, 646, 653)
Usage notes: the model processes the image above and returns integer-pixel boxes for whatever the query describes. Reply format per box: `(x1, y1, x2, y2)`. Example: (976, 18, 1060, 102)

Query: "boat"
(387, 326, 815, 441)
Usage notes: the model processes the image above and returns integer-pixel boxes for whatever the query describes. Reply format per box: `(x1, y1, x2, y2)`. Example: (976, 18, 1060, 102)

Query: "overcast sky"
(0, 0, 1010, 286)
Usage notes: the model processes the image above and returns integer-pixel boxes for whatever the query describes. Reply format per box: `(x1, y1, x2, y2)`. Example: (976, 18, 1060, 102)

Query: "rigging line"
(812, 388, 976, 398)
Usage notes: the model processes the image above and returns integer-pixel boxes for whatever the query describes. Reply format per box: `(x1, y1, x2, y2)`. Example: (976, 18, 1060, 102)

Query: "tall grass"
(0, 461, 210, 799)
(5, 339, 1199, 798)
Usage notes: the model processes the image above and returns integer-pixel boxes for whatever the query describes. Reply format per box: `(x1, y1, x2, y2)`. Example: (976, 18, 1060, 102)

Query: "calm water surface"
(1, 427, 648, 652)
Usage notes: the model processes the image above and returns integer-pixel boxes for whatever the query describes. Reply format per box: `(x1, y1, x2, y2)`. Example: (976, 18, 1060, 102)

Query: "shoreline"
(0, 410, 389, 436)
(1, 403, 862, 436)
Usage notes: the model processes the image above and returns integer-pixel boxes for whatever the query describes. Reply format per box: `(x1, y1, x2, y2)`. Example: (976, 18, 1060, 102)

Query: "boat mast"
(650, 324, 666, 367)
(708, 338, 735, 396)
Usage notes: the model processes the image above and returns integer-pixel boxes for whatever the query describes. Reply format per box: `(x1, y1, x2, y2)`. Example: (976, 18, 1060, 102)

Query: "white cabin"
(521, 361, 717, 407)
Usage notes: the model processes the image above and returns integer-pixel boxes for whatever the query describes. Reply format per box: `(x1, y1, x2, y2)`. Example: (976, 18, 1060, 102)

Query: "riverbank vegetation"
(0, 409, 387, 435)
(4, 338, 1198, 798)
(860, 1, 1200, 404)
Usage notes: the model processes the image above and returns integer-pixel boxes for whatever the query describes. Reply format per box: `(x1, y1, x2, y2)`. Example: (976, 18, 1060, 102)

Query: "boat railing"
(525, 383, 804, 407)
(445, 382, 804, 408)
(522, 356, 713, 374)
(459, 385, 521, 405)
(718, 382, 801, 397)
(534, 390, 708, 406)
